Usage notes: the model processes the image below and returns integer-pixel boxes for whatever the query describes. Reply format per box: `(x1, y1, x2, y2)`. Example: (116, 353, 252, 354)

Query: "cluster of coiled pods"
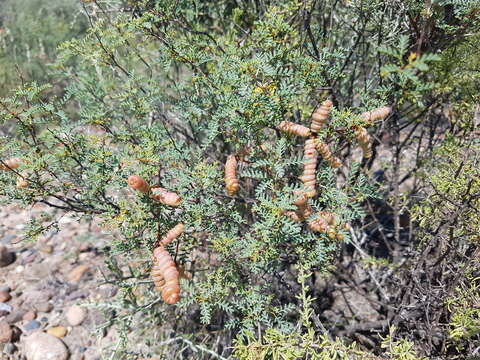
(222, 99, 391, 237)
(128, 175, 184, 304)
(3, 99, 391, 306)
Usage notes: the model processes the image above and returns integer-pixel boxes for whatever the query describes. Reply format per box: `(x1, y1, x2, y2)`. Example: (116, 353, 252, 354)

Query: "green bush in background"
(0, 0, 87, 96)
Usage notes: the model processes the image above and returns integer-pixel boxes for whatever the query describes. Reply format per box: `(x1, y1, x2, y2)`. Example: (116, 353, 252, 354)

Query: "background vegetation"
(0, 0, 479, 359)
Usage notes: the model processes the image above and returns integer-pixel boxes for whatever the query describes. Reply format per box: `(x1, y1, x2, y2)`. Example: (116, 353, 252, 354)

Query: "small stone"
(47, 326, 67, 338)
(0, 290, 11, 302)
(66, 305, 87, 326)
(23, 310, 37, 321)
(67, 264, 91, 282)
(0, 321, 13, 343)
(34, 302, 53, 313)
(66, 289, 89, 301)
(5, 310, 25, 324)
(22, 332, 69, 360)
(0, 244, 15, 267)
(98, 284, 117, 299)
(24, 320, 41, 331)
(0, 285, 11, 292)
(3, 342, 17, 354)
(39, 245, 53, 254)
(8, 283, 17, 291)
(23, 290, 52, 304)
(22, 253, 37, 265)
(0, 302, 12, 317)
(1, 234, 17, 245)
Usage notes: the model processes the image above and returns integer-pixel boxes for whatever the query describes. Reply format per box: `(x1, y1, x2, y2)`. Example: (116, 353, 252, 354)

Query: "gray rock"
(0, 290, 12, 302)
(24, 321, 41, 331)
(66, 290, 89, 301)
(0, 302, 12, 316)
(330, 289, 380, 322)
(4, 342, 17, 354)
(0, 244, 15, 267)
(22, 332, 69, 360)
(5, 310, 26, 324)
(33, 302, 53, 313)
(98, 285, 117, 299)
(0, 321, 13, 343)
(22, 253, 37, 265)
(0, 234, 16, 245)
(23, 290, 53, 305)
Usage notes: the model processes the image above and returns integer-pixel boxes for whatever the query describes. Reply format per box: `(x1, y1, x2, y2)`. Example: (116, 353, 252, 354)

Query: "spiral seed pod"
(151, 187, 181, 206)
(319, 211, 336, 226)
(286, 211, 302, 222)
(361, 106, 392, 124)
(293, 192, 308, 207)
(152, 246, 181, 304)
(128, 175, 150, 193)
(316, 141, 341, 168)
(0, 157, 22, 171)
(327, 229, 337, 240)
(276, 121, 311, 137)
(160, 223, 185, 246)
(299, 138, 318, 198)
(151, 267, 166, 289)
(308, 211, 337, 233)
(285, 202, 312, 222)
(299, 202, 313, 219)
(225, 155, 240, 196)
(355, 127, 372, 158)
(308, 217, 329, 233)
(310, 100, 333, 133)
(16, 172, 28, 189)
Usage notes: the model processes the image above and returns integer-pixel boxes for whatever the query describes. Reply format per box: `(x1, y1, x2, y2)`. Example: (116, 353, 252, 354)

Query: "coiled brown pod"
(285, 202, 312, 222)
(308, 217, 329, 233)
(355, 128, 372, 158)
(319, 211, 336, 226)
(285, 211, 302, 222)
(316, 141, 341, 168)
(0, 157, 22, 171)
(361, 106, 392, 124)
(310, 100, 333, 133)
(293, 193, 308, 210)
(151, 187, 181, 206)
(308, 211, 336, 233)
(152, 246, 181, 304)
(299, 138, 318, 198)
(16, 172, 28, 189)
(128, 175, 150, 193)
(160, 223, 185, 246)
(276, 121, 311, 137)
(225, 155, 240, 196)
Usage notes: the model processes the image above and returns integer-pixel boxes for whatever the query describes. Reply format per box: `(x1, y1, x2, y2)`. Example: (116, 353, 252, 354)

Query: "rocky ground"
(0, 198, 390, 360)
(0, 203, 121, 360)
